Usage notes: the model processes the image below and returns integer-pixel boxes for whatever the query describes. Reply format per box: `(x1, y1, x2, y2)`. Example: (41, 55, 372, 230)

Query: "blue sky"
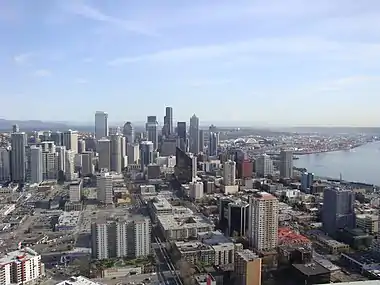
(1, 0, 380, 126)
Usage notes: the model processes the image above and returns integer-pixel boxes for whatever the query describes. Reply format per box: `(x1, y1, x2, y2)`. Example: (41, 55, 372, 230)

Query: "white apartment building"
(0, 247, 44, 285)
(248, 192, 279, 251)
(97, 172, 113, 204)
(255, 154, 274, 177)
(223, 160, 236, 186)
(91, 215, 151, 260)
(127, 143, 140, 165)
(65, 150, 76, 181)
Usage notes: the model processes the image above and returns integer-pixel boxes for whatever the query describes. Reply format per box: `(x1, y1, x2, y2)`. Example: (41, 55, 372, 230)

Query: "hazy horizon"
(1, 0, 380, 126)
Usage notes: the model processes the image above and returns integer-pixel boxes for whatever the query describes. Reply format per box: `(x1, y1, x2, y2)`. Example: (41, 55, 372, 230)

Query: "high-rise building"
(234, 249, 262, 285)
(177, 122, 187, 150)
(228, 201, 249, 237)
(279, 150, 293, 178)
(322, 187, 356, 236)
(248, 192, 279, 251)
(146, 116, 158, 150)
(95, 111, 109, 139)
(11, 132, 27, 182)
(0, 247, 44, 285)
(91, 215, 151, 260)
(12, 124, 19, 133)
(0, 147, 11, 182)
(140, 141, 154, 170)
(127, 143, 140, 165)
(301, 172, 314, 192)
(110, 134, 122, 173)
(81, 151, 94, 176)
(199, 130, 205, 153)
(209, 132, 219, 156)
(97, 172, 113, 204)
(189, 114, 200, 154)
(123, 122, 135, 143)
(255, 154, 274, 177)
(29, 145, 43, 184)
(51, 131, 63, 146)
(55, 146, 66, 178)
(163, 107, 173, 137)
(38, 141, 56, 180)
(97, 138, 111, 171)
(63, 130, 78, 154)
(78, 139, 86, 154)
(223, 160, 236, 186)
(69, 180, 83, 203)
(65, 150, 76, 181)
(189, 181, 204, 200)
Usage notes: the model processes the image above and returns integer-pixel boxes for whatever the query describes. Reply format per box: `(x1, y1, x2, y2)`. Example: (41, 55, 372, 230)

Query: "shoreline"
(294, 142, 368, 156)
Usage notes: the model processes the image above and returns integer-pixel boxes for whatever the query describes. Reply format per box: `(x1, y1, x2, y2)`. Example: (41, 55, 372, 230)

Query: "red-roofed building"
(278, 227, 311, 247)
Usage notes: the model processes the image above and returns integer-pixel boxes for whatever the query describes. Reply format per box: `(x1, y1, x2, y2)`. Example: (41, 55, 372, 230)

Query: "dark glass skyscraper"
(177, 122, 186, 151)
(163, 107, 173, 137)
(322, 187, 356, 236)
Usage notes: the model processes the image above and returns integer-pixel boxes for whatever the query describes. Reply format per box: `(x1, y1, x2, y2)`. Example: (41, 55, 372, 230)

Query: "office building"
(63, 130, 78, 154)
(163, 107, 173, 137)
(177, 122, 187, 150)
(95, 111, 109, 139)
(97, 138, 111, 171)
(199, 130, 205, 153)
(69, 180, 83, 203)
(12, 124, 19, 133)
(189, 114, 200, 154)
(0, 148, 11, 182)
(160, 138, 177, 156)
(110, 134, 122, 173)
(301, 172, 314, 192)
(223, 160, 236, 186)
(146, 116, 159, 150)
(77, 139, 86, 154)
(97, 172, 113, 204)
(322, 187, 356, 237)
(248, 192, 279, 251)
(209, 132, 219, 156)
(81, 151, 94, 176)
(38, 142, 56, 180)
(127, 143, 140, 165)
(0, 247, 43, 285)
(123, 121, 135, 143)
(189, 181, 204, 200)
(65, 150, 76, 181)
(51, 131, 63, 146)
(140, 141, 154, 170)
(55, 146, 66, 177)
(279, 150, 293, 178)
(91, 215, 151, 260)
(234, 249, 262, 285)
(255, 154, 274, 177)
(29, 145, 43, 184)
(11, 132, 27, 182)
(228, 201, 249, 237)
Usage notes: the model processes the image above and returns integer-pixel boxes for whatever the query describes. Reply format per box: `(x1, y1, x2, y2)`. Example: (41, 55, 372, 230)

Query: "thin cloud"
(65, 2, 158, 37)
(107, 37, 380, 66)
(13, 53, 34, 65)
(33, 69, 52, 77)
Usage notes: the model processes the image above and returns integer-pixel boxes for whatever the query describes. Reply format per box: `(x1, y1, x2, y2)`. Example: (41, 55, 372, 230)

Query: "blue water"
(294, 141, 380, 185)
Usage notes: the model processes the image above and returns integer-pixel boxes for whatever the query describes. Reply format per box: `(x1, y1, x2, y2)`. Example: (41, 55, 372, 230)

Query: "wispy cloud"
(13, 53, 34, 65)
(64, 2, 157, 37)
(107, 37, 380, 66)
(33, 69, 52, 77)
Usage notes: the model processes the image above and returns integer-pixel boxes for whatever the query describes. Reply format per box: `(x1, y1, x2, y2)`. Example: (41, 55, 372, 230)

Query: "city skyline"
(1, 0, 380, 126)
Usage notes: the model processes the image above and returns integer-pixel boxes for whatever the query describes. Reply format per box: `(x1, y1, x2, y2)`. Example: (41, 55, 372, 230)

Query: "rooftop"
(236, 249, 260, 262)
(292, 262, 330, 276)
(56, 276, 103, 285)
(0, 247, 39, 265)
(158, 213, 214, 231)
(278, 227, 311, 245)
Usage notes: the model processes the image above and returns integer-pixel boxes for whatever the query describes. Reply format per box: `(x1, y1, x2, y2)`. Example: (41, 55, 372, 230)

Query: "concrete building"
(234, 249, 262, 285)
(81, 151, 94, 176)
(65, 150, 76, 181)
(95, 111, 109, 139)
(127, 143, 140, 165)
(97, 172, 113, 204)
(279, 150, 293, 178)
(189, 114, 200, 154)
(223, 160, 236, 186)
(0, 147, 11, 182)
(189, 181, 204, 200)
(77, 139, 86, 154)
(97, 138, 111, 171)
(0, 247, 44, 285)
(63, 130, 79, 154)
(110, 134, 122, 173)
(29, 145, 43, 184)
(199, 130, 205, 153)
(11, 132, 27, 182)
(56, 276, 102, 285)
(356, 214, 379, 234)
(91, 215, 151, 260)
(255, 154, 274, 177)
(248, 192, 279, 251)
(69, 180, 83, 203)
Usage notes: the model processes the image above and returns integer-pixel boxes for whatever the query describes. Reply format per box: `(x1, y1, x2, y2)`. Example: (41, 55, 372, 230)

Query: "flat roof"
(56, 276, 103, 285)
(0, 247, 39, 265)
(158, 213, 214, 231)
(292, 262, 330, 276)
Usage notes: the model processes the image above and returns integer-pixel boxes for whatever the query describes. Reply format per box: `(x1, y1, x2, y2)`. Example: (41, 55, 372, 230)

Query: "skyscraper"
(248, 192, 279, 251)
(322, 187, 356, 236)
(123, 122, 135, 143)
(0, 147, 10, 182)
(209, 132, 219, 156)
(110, 134, 122, 173)
(11, 132, 27, 182)
(140, 141, 154, 170)
(255, 154, 274, 177)
(63, 130, 79, 154)
(146, 116, 158, 150)
(29, 145, 43, 184)
(163, 107, 173, 137)
(97, 138, 111, 171)
(95, 111, 109, 139)
(189, 114, 200, 154)
(199, 130, 205, 153)
(177, 122, 186, 151)
(223, 160, 236, 186)
(279, 150, 293, 178)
